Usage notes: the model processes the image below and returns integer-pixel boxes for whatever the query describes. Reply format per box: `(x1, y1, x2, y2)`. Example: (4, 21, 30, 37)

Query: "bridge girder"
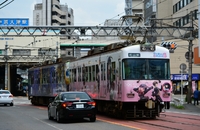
(0, 25, 194, 40)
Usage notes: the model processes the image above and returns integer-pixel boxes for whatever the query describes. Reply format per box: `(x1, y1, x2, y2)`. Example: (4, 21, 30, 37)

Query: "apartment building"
(33, 0, 74, 37)
(156, 0, 200, 74)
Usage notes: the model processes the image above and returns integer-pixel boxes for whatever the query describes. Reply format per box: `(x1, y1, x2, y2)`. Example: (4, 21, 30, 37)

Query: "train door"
(118, 58, 122, 98)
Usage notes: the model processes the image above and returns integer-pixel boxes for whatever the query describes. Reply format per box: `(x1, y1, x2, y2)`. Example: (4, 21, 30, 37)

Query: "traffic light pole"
(187, 12, 194, 104)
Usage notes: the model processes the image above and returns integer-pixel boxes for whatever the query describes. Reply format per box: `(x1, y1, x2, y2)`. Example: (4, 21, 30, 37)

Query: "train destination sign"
(128, 53, 140, 57)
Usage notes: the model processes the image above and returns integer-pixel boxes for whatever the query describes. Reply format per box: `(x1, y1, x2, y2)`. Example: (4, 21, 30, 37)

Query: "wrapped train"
(28, 42, 172, 118)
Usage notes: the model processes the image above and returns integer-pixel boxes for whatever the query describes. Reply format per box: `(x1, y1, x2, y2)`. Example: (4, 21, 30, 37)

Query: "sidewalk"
(166, 94, 200, 115)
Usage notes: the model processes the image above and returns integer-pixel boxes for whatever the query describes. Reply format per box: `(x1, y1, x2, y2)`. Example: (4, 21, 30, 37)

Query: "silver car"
(0, 90, 14, 106)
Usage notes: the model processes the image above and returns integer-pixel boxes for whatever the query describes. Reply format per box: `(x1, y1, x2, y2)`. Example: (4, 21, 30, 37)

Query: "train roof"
(75, 42, 168, 60)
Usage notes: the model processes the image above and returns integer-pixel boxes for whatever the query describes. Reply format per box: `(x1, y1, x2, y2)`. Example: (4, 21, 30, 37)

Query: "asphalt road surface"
(0, 97, 138, 130)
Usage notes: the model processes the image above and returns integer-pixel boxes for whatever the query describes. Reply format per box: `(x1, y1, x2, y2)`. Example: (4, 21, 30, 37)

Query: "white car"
(0, 90, 14, 106)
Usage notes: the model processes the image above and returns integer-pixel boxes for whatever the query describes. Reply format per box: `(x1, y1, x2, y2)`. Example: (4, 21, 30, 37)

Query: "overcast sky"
(0, 0, 125, 26)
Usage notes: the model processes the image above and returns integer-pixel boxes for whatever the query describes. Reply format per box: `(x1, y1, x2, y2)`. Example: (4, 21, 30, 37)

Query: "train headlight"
(150, 46, 155, 51)
(140, 45, 147, 51)
(140, 43, 155, 51)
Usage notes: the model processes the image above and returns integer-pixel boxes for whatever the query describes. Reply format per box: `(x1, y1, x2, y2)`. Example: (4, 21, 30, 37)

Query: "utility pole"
(5, 41, 8, 90)
(56, 41, 59, 60)
(187, 11, 194, 104)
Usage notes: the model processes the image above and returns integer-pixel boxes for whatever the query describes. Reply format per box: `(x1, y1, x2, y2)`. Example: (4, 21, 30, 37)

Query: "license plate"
(76, 104, 84, 108)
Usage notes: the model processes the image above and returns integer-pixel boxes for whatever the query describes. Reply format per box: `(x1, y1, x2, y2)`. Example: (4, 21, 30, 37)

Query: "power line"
(0, 0, 14, 9)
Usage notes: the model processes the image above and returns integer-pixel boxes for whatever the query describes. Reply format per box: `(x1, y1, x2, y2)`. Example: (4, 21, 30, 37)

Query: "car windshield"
(0, 91, 10, 94)
(62, 93, 90, 100)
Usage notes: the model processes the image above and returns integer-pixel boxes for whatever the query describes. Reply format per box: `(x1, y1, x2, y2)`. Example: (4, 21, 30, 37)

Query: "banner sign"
(0, 18, 29, 26)
(171, 74, 200, 81)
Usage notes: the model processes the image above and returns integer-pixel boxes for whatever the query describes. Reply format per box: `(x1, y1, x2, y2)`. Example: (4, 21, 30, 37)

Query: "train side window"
(111, 62, 116, 81)
(104, 63, 106, 80)
(42, 69, 45, 84)
(96, 64, 99, 81)
(88, 66, 92, 82)
(69, 69, 73, 83)
(47, 68, 50, 83)
(102, 62, 106, 80)
(73, 68, 76, 82)
(85, 67, 88, 82)
(52, 70, 55, 83)
(60, 65, 64, 83)
(78, 66, 81, 82)
(92, 65, 95, 81)
(101, 62, 105, 81)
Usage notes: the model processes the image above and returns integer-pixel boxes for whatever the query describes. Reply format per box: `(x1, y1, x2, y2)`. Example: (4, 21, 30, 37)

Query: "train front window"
(149, 59, 170, 80)
(122, 59, 170, 80)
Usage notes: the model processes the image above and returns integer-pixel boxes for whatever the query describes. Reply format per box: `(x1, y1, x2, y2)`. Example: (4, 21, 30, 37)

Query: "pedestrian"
(193, 88, 199, 105)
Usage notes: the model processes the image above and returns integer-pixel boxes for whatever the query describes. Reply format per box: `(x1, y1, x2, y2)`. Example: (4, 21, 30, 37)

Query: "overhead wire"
(0, 0, 14, 9)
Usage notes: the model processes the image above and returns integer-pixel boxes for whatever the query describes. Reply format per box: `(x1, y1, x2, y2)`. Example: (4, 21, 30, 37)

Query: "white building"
(33, 0, 74, 26)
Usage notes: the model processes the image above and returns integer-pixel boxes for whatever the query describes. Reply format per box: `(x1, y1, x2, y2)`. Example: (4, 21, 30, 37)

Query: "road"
(0, 97, 137, 130)
(0, 97, 200, 130)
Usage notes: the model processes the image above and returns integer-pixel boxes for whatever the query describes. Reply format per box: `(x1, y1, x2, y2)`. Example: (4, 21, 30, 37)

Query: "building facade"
(33, 0, 74, 26)
(33, 0, 74, 38)
(156, 0, 199, 73)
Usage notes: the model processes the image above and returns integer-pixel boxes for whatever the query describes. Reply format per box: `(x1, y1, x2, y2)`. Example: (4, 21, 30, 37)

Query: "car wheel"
(56, 111, 62, 123)
(90, 116, 96, 122)
(4, 104, 7, 106)
(10, 103, 14, 106)
(48, 109, 53, 120)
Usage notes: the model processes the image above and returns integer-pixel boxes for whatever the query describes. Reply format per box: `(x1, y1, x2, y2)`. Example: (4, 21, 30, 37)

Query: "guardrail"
(173, 97, 183, 106)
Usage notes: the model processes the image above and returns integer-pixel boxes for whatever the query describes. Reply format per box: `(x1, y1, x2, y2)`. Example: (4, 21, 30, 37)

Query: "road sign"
(179, 63, 187, 70)
(185, 51, 193, 60)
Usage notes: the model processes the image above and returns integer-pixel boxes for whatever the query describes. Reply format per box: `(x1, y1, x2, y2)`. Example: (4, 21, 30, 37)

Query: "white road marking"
(33, 117, 63, 130)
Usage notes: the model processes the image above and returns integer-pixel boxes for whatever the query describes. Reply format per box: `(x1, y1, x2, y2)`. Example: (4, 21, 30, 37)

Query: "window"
(184, 0, 187, 6)
(60, 65, 64, 83)
(111, 62, 116, 81)
(122, 59, 170, 80)
(194, 10, 198, 20)
(13, 49, 31, 56)
(52, 69, 56, 83)
(96, 64, 99, 81)
(92, 65, 96, 81)
(85, 67, 88, 82)
(177, 2, 180, 11)
(180, 0, 183, 8)
(62, 93, 90, 100)
(78, 66, 81, 82)
(88, 66, 92, 82)
(38, 48, 56, 56)
(0, 49, 5, 55)
(72, 68, 76, 82)
(101, 62, 106, 81)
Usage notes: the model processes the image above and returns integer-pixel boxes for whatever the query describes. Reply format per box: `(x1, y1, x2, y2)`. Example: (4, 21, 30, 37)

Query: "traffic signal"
(170, 43, 175, 49)
(161, 41, 177, 52)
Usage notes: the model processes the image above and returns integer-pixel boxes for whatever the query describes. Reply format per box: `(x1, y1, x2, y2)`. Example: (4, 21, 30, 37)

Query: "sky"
(0, 0, 125, 26)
